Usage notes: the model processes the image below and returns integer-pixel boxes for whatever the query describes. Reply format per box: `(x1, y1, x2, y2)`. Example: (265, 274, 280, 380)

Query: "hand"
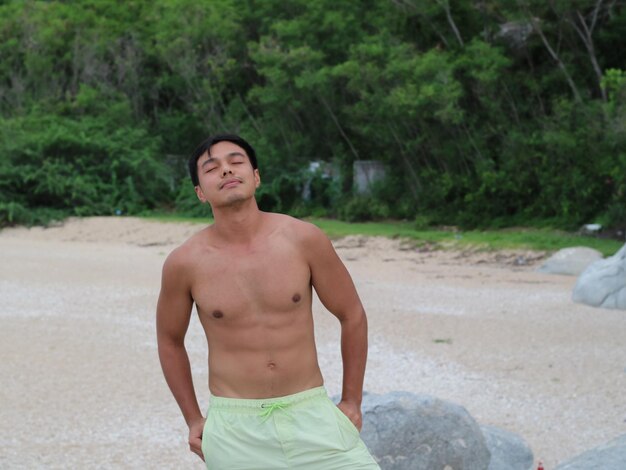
(188, 416, 206, 461)
(337, 400, 363, 432)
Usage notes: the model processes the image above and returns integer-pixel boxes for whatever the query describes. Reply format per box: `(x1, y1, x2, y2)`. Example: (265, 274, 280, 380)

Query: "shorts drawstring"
(260, 401, 289, 421)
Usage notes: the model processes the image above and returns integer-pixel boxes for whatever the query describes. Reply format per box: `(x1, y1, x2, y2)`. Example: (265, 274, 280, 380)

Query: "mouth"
(220, 178, 242, 189)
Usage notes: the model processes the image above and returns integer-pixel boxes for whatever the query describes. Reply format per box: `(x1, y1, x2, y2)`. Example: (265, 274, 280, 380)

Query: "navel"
(212, 310, 224, 319)
(267, 361, 277, 369)
(292, 293, 301, 303)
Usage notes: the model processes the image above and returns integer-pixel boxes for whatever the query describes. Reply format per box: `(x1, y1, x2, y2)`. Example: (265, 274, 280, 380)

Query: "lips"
(220, 178, 242, 189)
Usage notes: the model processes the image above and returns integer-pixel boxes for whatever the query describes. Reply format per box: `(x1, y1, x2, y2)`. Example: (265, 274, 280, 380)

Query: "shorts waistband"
(209, 386, 328, 411)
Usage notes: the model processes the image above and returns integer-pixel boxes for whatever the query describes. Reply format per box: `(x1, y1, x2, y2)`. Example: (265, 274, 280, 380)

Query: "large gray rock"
(537, 247, 603, 275)
(572, 243, 626, 310)
(555, 434, 626, 469)
(359, 391, 490, 470)
(481, 425, 533, 470)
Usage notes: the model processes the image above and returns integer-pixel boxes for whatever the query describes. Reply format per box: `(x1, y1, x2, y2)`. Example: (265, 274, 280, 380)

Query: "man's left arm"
(302, 223, 368, 431)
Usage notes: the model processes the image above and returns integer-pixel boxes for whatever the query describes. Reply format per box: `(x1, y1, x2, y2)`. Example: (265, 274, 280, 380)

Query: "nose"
(221, 166, 233, 177)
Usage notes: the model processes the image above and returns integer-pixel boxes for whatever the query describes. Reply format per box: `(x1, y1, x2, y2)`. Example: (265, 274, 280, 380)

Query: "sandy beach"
(1, 216, 625, 469)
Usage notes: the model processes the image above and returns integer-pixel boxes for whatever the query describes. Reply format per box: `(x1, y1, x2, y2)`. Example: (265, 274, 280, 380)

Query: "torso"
(180, 213, 324, 398)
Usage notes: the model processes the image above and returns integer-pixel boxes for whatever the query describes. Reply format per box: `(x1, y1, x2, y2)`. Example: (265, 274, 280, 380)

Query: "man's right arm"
(156, 250, 205, 459)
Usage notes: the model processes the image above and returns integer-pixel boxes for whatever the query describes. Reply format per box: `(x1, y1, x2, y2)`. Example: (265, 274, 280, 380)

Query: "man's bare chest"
(190, 245, 311, 320)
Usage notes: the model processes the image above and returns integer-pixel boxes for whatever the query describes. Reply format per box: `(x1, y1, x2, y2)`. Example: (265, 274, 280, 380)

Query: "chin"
(222, 194, 252, 206)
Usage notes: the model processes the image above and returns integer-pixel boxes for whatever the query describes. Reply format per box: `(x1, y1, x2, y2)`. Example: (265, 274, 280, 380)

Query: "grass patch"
(306, 218, 622, 256)
(138, 214, 622, 257)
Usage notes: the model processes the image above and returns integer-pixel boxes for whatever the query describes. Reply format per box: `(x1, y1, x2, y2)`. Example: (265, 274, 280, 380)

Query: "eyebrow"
(201, 151, 246, 168)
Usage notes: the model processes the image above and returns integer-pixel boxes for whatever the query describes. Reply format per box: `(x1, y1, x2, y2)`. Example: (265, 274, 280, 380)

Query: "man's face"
(194, 141, 260, 208)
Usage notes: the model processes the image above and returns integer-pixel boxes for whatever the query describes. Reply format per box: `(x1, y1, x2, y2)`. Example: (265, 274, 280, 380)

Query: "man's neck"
(210, 200, 263, 245)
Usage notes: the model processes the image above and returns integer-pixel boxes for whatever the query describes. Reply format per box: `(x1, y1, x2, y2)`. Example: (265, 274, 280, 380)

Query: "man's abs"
(207, 343, 324, 399)
(200, 304, 324, 399)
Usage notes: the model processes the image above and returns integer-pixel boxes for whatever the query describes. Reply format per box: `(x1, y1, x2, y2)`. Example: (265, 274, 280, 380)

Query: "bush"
(600, 202, 626, 230)
(0, 109, 173, 220)
(173, 180, 212, 217)
(414, 214, 435, 230)
(0, 202, 66, 227)
(338, 195, 390, 222)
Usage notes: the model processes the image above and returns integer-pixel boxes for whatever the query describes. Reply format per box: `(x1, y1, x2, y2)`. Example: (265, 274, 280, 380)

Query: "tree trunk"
(521, 3, 583, 103)
(388, 123, 422, 199)
(437, 0, 464, 47)
(318, 94, 360, 161)
(569, 2, 607, 102)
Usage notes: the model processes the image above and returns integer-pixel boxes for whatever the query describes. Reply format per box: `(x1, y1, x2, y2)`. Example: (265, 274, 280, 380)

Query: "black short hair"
(188, 134, 258, 186)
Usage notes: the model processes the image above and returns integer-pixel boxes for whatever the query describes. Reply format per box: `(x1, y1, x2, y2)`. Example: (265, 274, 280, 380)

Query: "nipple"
(212, 310, 224, 319)
(292, 293, 301, 303)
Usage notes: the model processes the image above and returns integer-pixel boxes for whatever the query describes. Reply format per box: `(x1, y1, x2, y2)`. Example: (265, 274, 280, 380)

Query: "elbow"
(339, 305, 368, 327)
(157, 332, 185, 355)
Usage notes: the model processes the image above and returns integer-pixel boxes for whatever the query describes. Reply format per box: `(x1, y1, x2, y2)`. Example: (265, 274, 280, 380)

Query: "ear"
(194, 185, 208, 203)
(254, 169, 261, 188)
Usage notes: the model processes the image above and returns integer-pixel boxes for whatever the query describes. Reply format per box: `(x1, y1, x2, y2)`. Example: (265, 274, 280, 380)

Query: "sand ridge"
(1, 216, 625, 469)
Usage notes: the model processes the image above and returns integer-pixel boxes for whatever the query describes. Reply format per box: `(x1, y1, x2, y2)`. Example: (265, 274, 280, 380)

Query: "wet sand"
(1, 217, 625, 469)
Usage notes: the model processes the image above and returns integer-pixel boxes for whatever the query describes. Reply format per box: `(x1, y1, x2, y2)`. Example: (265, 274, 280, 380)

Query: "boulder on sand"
(537, 247, 603, 276)
(481, 425, 534, 470)
(572, 243, 626, 310)
(555, 434, 626, 470)
(359, 391, 490, 470)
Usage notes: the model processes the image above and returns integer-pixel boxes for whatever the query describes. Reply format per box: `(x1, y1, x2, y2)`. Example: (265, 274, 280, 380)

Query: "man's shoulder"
(163, 226, 212, 269)
(263, 213, 331, 256)
(266, 213, 325, 241)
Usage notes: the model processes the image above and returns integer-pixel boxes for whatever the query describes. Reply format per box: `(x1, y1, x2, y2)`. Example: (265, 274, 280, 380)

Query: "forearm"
(339, 308, 368, 405)
(158, 339, 203, 426)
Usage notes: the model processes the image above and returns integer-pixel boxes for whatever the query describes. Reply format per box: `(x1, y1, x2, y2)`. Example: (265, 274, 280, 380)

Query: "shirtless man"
(156, 134, 379, 469)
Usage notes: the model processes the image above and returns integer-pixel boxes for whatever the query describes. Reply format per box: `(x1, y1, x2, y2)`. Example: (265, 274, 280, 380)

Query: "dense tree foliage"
(1, 0, 624, 228)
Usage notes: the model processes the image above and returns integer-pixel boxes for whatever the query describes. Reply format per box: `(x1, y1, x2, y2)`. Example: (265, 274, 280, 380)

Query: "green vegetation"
(138, 214, 622, 256)
(1, 1, 625, 234)
(308, 218, 622, 256)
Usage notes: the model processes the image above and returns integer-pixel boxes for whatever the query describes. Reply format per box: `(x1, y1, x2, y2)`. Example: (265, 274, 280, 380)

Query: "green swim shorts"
(201, 386, 380, 469)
